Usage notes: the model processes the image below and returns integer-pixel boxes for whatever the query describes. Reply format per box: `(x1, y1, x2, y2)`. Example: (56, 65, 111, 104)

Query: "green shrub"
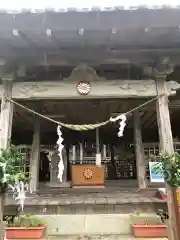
(8, 214, 46, 227)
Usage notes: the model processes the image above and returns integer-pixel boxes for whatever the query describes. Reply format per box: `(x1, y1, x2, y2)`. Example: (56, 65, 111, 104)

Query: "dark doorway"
(39, 151, 50, 182)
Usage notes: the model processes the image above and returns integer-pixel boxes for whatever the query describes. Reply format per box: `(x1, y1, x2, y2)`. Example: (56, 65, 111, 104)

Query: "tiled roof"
(0, 1, 180, 13)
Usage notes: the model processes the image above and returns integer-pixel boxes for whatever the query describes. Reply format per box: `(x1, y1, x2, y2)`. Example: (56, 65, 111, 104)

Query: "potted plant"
(154, 152, 180, 204)
(0, 146, 30, 239)
(154, 152, 180, 187)
(5, 214, 46, 239)
(131, 210, 168, 237)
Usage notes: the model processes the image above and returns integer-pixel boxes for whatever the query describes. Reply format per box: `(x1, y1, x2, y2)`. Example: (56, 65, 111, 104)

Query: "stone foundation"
(39, 213, 162, 237)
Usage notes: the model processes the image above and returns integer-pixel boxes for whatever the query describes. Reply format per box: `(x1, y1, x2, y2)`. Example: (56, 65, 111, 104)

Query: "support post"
(96, 128, 100, 154)
(0, 78, 13, 240)
(103, 145, 106, 159)
(0, 79, 13, 150)
(156, 77, 180, 240)
(96, 128, 101, 165)
(80, 143, 83, 164)
(72, 145, 76, 162)
(0, 222, 4, 240)
(29, 117, 40, 192)
(133, 110, 147, 189)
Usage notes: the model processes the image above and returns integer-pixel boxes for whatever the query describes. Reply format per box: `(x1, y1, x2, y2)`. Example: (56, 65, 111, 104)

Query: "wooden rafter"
(13, 30, 36, 47)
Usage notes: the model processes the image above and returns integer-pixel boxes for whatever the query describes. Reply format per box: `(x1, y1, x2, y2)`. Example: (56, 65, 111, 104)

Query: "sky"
(0, 0, 179, 11)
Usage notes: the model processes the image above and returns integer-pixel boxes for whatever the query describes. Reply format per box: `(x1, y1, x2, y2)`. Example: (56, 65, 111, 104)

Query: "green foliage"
(7, 214, 46, 227)
(131, 211, 162, 225)
(0, 146, 29, 192)
(153, 152, 180, 187)
(131, 209, 169, 225)
(156, 209, 169, 223)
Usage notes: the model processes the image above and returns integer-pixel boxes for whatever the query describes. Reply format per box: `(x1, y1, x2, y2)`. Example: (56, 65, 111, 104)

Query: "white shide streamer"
(110, 114, 127, 137)
(9, 180, 28, 211)
(0, 161, 28, 212)
(57, 125, 64, 182)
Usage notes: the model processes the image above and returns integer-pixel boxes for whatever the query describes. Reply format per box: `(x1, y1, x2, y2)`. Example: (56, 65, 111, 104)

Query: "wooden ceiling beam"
(141, 111, 154, 125)
(148, 108, 174, 130)
(13, 111, 32, 131)
(2, 46, 180, 67)
(148, 115, 157, 129)
(13, 29, 36, 47)
(170, 100, 180, 108)
(142, 112, 156, 129)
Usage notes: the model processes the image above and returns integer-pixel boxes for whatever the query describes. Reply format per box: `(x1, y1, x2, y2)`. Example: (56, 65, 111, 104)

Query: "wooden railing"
(14, 142, 180, 180)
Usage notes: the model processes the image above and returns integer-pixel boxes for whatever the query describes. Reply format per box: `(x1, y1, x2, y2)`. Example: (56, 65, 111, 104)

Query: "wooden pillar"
(72, 145, 76, 162)
(0, 78, 13, 240)
(103, 145, 106, 159)
(156, 77, 180, 240)
(0, 222, 4, 240)
(133, 110, 147, 189)
(29, 117, 40, 192)
(96, 128, 100, 154)
(0, 79, 13, 150)
(50, 151, 58, 184)
(96, 128, 101, 165)
(80, 143, 83, 164)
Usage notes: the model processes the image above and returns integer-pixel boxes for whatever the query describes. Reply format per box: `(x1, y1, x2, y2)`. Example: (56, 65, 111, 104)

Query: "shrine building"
(0, 3, 180, 237)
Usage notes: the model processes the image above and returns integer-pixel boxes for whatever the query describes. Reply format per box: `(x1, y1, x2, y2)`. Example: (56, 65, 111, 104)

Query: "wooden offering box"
(71, 164, 105, 188)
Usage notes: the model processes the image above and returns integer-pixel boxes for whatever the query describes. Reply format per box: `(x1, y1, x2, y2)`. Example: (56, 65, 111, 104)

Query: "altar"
(46, 134, 109, 188)
(69, 142, 108, 188)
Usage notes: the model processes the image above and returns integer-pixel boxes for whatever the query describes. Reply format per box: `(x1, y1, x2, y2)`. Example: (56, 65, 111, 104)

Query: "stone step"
(2, 236, 165, 240)
(48, 235, 165, 240)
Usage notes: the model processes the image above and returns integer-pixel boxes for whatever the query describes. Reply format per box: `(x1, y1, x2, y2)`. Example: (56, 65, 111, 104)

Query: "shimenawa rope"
(6, 96, 159, 131)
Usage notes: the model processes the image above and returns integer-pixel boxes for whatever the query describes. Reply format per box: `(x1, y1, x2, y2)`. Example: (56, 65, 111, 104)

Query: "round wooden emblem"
(83, 168, 93, 179)
(77, 81, 91, 95)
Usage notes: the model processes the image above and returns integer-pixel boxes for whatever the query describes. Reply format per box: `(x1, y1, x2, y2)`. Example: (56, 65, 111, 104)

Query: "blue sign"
(149, 162, 164, 183)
